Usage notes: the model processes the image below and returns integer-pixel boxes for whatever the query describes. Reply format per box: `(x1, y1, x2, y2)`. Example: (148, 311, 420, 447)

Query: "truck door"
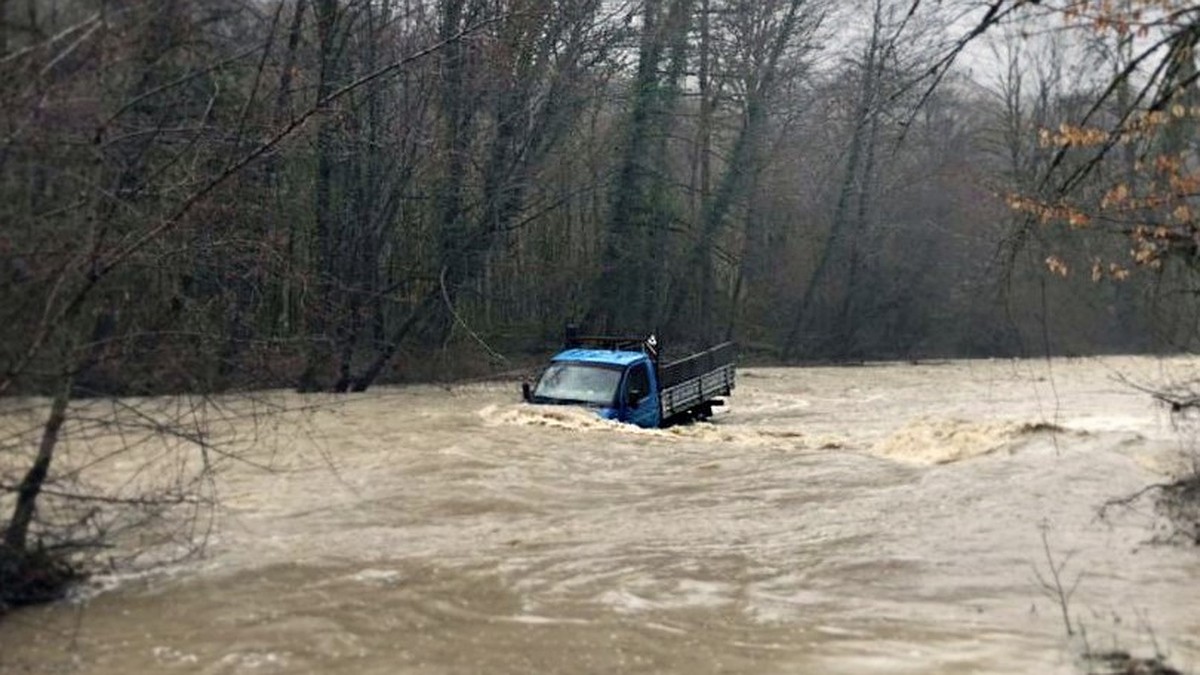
(623, 362, 660, 428)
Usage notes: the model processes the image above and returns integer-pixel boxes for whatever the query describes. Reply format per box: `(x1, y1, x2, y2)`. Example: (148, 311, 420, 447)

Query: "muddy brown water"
(2, 357, 1199, 674)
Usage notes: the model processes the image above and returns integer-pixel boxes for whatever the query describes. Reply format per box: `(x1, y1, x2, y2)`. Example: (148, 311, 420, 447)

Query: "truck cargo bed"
(659, 342, 736, 419)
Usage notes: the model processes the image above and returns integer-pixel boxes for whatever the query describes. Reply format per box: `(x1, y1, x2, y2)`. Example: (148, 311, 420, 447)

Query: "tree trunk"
(4, 375, 71, 552)
(667, 0, 803, 341)
(834, 93, 881, 356)
(594, 0, 693, 332)
(350, 291, 439, 392)
(298, 0, 341, 392)
(784, 2, 882, 359)
(0, 0, 9, 55)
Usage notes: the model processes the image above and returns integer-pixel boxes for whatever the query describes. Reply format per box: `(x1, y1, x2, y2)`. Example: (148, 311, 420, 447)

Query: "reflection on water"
(2, 357, 1199, 674)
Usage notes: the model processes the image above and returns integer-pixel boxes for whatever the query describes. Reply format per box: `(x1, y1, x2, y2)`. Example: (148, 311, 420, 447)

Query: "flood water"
(2, 357, 1199, 674)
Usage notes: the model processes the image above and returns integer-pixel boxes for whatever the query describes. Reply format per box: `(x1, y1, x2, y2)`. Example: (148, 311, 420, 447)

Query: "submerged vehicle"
(522, 327, 736, 428)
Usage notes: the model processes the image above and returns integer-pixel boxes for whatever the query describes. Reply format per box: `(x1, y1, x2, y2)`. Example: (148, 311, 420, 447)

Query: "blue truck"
(522, 328, 736, 428)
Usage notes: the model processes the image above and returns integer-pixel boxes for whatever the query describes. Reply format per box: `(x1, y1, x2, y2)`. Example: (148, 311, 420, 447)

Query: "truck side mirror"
(521, 382, 533, 402)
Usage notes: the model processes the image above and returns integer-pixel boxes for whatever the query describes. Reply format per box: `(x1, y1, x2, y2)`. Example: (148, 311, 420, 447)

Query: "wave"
(479, 403, 847, 451)
(871, 418, 1074, 465)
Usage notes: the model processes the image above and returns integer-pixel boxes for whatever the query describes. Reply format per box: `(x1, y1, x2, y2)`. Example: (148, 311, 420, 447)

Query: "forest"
(0, 0, 1196, 401)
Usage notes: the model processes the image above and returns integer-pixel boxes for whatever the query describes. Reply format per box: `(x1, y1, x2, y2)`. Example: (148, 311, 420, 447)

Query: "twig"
(1111, 371, 1200, 413)
(439, 266, 509, 364)
(0, 12, 101, 66)
(1032, 524, 1082, 637)
(0, 484, 203, 507)
(1099, 482, 1174, 518)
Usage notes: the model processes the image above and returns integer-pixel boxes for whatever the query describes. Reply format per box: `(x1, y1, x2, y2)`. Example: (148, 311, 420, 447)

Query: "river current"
(1, 357, 1198, 673)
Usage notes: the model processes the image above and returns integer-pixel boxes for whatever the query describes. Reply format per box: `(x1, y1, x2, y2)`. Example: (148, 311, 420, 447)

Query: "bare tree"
(665, 0, 825, 343)
(0, 0, 502, 606)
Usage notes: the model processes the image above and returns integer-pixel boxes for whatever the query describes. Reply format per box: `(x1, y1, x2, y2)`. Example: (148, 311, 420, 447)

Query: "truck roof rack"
(563, 324, 659, 363)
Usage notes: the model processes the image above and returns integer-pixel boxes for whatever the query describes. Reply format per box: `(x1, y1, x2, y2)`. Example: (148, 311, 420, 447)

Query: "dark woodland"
(3, 0, 1197, 399)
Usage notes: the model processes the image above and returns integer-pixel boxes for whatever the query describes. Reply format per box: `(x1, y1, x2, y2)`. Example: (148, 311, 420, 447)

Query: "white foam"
(217, 651, 289, 670)
(347, 568, 403, 585)
(479, 403, 638, 433)
(504, 614, 591, 626)
(152, 646, 199, 665)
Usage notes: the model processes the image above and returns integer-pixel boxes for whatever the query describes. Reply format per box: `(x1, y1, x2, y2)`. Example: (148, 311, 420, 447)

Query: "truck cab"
(528, 348, 663, 428)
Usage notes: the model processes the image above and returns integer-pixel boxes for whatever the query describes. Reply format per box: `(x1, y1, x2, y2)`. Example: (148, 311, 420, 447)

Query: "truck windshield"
(533, 363, 622, 406)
